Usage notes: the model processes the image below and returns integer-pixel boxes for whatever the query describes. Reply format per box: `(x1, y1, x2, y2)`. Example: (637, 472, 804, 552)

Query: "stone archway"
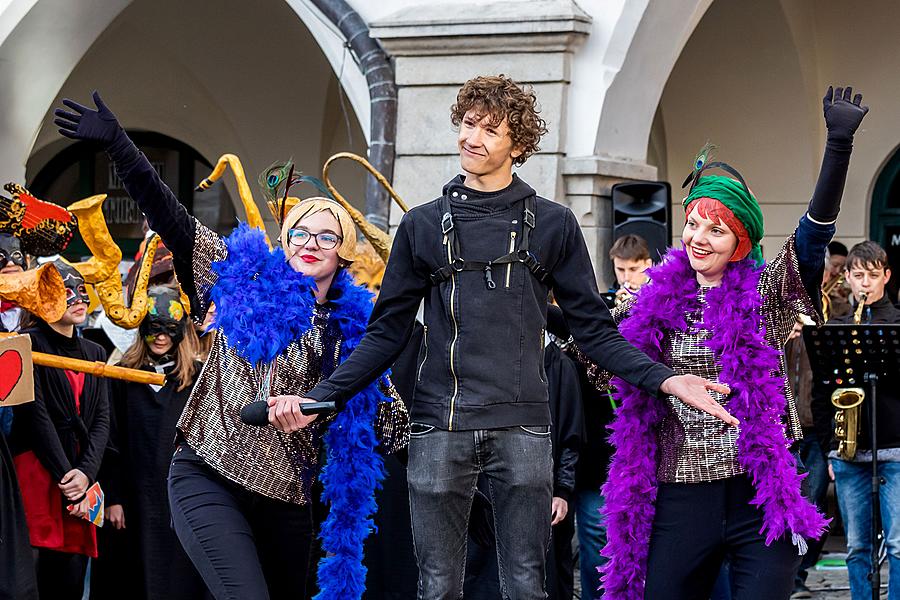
(0, 0, 373, 213)
(592, 0, 713, 163)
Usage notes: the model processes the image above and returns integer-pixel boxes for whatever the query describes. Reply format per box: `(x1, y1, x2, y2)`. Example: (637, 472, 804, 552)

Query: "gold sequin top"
(579, 235, 818, 483)
(177, 221, 409, 505)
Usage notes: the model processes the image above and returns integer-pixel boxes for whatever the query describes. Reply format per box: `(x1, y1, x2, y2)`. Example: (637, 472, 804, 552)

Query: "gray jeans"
(407, 424, 554, 600)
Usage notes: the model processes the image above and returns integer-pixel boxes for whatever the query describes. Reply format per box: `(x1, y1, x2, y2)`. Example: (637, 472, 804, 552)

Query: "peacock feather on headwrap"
(681, 144, 765, 265)
(681, 141, 717, 189)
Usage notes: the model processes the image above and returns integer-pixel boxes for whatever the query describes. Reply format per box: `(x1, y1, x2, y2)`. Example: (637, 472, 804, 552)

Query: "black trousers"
(35, 548, 88, 600)
(644, 475, 801, 600)
(167, 444, 316, 600)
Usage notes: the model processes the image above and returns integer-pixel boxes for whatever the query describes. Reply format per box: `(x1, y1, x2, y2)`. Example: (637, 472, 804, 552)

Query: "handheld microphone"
(240, 400, 336, 426)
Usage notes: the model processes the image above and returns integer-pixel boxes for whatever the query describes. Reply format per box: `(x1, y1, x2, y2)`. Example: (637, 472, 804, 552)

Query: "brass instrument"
(852, 291, 868, 325)
(831, 387, 865, 460)
(822, 274, 845, 321)
(67, 195, 164, 328)
(614, 281, 637, 308)
(830, 291, 868, 460)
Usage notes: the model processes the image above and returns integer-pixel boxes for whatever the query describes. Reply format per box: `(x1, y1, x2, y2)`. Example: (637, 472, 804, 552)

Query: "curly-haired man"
(285, 74, 728, 599)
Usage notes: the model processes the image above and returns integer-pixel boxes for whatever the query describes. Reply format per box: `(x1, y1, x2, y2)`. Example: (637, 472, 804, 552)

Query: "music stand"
(803, 323, 900, 600)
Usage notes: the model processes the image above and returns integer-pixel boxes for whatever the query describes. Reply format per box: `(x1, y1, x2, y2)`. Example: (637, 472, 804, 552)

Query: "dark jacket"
(93, 361, 209, 600)
(9, 320, 109, 483)
(306, 175, 673, 430)
(545, 341, 583, 501)
(811, 294, 900, 454)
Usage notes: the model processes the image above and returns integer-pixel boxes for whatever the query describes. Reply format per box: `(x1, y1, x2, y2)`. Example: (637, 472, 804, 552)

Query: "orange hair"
(685, 197, 752, 262)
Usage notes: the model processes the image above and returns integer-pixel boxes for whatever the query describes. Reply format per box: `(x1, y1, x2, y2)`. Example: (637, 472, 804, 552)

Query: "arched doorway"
(870, 148, 900, 301)
(28, 132, 234, 260)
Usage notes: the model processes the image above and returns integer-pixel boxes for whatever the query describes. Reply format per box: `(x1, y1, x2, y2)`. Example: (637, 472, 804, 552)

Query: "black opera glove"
(54, 91, 125, 148)
(822, 85, 869, 142)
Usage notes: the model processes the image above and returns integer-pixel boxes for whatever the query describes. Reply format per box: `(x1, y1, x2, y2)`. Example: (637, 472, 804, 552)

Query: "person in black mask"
(0, 232, 37, 599)
(0, 232, 27, 333)
(10, 260, 109, 600)
(92, 285, 209, 600)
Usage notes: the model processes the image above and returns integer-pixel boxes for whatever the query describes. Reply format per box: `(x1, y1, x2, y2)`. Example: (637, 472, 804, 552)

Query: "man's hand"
(107, 504, 126, 530)
(660, 375, 738, 426)
(54, 91, 123, 146)
(551, 497, 568, 526)
(267, 395, 319, 433)
(58, 468, 89, 501)
(822, 85, 868, 140)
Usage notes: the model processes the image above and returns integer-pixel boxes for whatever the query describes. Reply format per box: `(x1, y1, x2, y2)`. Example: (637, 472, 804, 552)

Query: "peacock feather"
(258, 161, 335, 227)
(681, 141, 717, 189)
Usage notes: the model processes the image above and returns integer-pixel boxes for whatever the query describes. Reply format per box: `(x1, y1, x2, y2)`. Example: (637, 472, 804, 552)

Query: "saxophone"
(822, 273, 845, 321)
(831, 291, 868, 460)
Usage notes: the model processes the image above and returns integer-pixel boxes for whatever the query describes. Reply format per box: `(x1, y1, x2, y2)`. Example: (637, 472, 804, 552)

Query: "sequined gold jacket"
(178, 222, 409, 505)
(576, 235, 819, 484)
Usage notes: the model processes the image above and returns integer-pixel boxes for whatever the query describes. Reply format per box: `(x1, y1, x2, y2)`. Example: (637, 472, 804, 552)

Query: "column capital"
(370, 0, 591, 56)
(562, 155, 658, 197)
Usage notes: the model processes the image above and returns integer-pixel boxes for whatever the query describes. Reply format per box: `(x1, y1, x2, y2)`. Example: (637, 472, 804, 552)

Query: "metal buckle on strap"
(524, 208, 535, 229)
(441, 212, 454, 234)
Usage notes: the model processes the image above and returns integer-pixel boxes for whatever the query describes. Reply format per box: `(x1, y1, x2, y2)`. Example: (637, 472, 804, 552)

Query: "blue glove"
(54, 91, 124, 148)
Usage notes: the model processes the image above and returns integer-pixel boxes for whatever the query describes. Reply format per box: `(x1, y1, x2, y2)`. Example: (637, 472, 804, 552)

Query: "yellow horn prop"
(322, 152, 409, 264)
(196, 154, 268, 234)
(0, 263, 67, 323)
(67, 194, 161, 328)
(67, 195, 121, 281)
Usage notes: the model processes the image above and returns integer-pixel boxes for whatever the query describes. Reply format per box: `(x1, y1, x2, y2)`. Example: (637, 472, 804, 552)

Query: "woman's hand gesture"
(54, 91, 123, 147)
(823, 85, 868, 141)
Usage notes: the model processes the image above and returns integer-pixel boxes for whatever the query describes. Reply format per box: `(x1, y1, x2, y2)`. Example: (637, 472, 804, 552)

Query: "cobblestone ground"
(804, 536, 890, 599)
(572, 536, 891, 599)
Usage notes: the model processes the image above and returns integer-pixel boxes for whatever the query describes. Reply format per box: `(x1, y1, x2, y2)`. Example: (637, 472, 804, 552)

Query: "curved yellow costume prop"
(195, 151, 408, 292)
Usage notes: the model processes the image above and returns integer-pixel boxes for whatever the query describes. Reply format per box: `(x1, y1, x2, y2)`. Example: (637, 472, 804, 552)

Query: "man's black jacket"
(811, 294, 900, 454)
(307, 175, 673, 430)
(545, 342, 584, 501)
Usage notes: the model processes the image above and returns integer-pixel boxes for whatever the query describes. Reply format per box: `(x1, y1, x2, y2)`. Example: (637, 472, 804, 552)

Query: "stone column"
(369, 0, 591, 225)
(562, 156, 658, 289)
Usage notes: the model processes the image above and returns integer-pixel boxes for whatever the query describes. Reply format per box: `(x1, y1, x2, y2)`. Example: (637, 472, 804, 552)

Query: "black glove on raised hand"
(823, 85, 869, 144)
(54, 91, 124, 148)
(809, 85, 870, 223)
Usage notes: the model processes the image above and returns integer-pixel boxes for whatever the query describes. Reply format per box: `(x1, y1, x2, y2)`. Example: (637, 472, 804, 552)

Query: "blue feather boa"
(210, 223, 316, 365)
(210, 224, 387, 599)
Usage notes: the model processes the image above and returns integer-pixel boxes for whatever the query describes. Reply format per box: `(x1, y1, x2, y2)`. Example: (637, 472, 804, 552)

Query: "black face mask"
(141, 287, 187, 349)
(54, 261, 90, 306)
(140, 315, 186, 347)
(0, 234, 25, 270)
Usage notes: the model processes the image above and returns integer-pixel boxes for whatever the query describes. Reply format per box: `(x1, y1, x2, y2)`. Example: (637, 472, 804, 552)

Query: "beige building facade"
(2, 0, 899, 286)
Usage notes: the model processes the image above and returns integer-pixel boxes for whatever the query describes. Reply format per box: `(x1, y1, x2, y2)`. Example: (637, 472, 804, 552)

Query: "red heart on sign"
(0, 350, 24, 402)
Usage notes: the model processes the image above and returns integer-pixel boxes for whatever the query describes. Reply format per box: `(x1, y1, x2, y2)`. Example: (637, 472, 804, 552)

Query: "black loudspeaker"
(611, 181, 671, 263)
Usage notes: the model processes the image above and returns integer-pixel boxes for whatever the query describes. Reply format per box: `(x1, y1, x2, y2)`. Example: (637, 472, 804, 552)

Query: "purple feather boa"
(599, 248, 828, 600)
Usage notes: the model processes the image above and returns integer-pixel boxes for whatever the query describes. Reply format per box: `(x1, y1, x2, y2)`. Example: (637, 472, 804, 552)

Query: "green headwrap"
(683, 174, 764, 265)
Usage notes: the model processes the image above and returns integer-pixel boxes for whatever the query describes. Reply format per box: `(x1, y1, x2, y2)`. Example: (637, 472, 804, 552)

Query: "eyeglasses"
(287, 228, 342, 250)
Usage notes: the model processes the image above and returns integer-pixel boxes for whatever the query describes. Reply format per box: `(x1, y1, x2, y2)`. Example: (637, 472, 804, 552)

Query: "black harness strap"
(429, 194, 550, 288)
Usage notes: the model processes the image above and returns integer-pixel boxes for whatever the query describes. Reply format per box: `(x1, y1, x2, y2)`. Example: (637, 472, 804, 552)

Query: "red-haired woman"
(578, 87, 869, 600)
